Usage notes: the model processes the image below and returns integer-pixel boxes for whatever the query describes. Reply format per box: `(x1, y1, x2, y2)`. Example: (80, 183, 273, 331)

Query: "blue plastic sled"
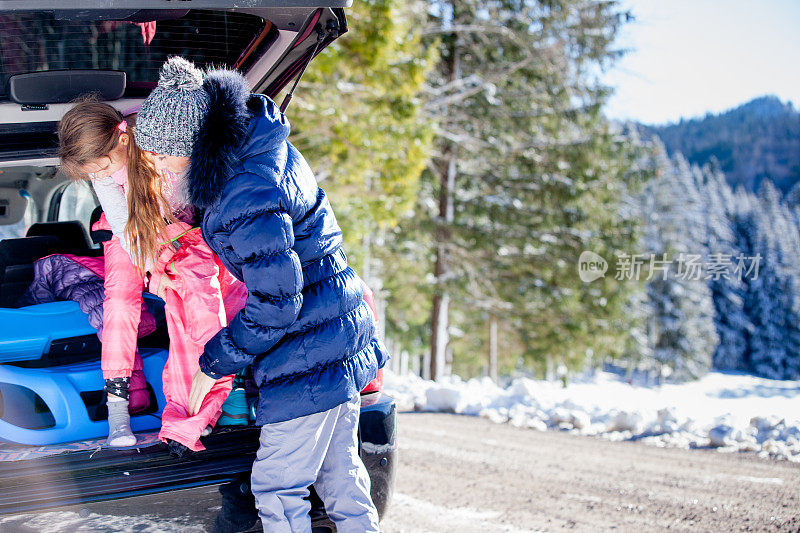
(0, 301, 99, 364)
(0, 301, 168, 446)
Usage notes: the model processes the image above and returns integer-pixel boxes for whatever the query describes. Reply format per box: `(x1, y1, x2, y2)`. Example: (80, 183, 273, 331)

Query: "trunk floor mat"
(0, 431, 161, 462)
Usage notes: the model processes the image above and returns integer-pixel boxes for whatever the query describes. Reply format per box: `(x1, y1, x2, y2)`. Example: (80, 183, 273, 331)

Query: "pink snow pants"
(150, 223, 247, 451)
(100, 231, 155, 414)
(100, 218, 246, 451)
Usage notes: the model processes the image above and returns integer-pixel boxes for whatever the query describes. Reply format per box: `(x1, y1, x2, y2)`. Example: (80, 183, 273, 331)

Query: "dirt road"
(1, 411, 797, 532)
(381, 412, 800, 533)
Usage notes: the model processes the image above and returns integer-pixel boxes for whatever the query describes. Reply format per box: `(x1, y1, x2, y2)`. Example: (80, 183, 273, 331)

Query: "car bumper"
(0, 393, 397, 525)
(359, 392, 398, 518)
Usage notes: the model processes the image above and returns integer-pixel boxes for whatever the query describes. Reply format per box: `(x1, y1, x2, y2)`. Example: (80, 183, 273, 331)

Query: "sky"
(602, 0, 800, 125)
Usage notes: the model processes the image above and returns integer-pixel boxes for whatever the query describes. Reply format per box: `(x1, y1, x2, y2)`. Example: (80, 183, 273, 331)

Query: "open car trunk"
(0, 2, 400, 522)
(0, 2, 348, 163)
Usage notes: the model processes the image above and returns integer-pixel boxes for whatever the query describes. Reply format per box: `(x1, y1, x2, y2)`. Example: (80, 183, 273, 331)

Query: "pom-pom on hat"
(136, 57, 209, 157)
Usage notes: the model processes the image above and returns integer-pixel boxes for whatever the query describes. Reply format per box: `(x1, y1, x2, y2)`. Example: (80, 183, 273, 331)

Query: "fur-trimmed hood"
(189, 69, 291, 208)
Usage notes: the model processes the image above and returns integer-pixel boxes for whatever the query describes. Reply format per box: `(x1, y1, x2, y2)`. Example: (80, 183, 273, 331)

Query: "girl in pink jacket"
(58, 100, 247, 453)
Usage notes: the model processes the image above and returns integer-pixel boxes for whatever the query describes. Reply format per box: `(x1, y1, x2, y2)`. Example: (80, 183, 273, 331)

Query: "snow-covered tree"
(640, 146, 718, 380)
(744, 181, 800, 379)
(700, 162, 750, 371)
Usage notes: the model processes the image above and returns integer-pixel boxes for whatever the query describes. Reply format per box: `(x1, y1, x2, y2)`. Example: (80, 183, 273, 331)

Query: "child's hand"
(188, 369, 217, 416)
(154, 275, 175, 299)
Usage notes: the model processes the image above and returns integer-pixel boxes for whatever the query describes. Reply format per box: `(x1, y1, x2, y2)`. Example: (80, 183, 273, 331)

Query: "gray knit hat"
(136, 57, 209, 157)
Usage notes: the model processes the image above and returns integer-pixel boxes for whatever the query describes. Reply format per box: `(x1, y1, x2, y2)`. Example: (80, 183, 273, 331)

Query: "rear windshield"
(0, 10, 267, 100)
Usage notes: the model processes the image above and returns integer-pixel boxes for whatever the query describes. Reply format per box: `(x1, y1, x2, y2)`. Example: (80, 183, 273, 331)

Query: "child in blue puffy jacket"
(135, 57, 388, 532)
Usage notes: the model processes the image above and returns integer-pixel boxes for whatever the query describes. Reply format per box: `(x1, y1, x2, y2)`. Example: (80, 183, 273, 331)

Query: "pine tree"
(640, 147, 718, 380)
(417, 0, 639, 378)
(731, 186, 759, 372)
(287, 0, 436, 278)
(745, 181, 800, 379)
(701, 162, 750, 371)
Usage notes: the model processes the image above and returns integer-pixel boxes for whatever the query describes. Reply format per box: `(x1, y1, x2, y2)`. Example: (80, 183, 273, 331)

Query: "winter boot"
(213, 473, 259, 533)
(167, 439, 195, 459)
(217, 388, 249, 426)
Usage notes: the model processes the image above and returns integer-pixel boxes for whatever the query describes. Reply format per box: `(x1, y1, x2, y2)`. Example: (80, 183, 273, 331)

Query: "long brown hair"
(59, 98, 175, 270)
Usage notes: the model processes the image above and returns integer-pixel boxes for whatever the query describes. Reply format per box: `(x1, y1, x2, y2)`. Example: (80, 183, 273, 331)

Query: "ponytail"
(123, 123, 176, 271)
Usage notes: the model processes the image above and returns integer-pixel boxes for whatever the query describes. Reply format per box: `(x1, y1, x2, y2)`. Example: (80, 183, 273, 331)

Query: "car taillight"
(360, 281, 383, 395)
(360, 280, 383, 394)
(361, 368, 383, 394)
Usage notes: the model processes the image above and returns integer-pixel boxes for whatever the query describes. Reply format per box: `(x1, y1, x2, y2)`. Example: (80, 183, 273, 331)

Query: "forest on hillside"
(646, 96, 800, 194)
(625, 132, 800, 381)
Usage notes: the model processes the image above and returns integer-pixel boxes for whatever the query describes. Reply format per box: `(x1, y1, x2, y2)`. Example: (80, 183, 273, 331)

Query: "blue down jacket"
(193, 69, 388, 425)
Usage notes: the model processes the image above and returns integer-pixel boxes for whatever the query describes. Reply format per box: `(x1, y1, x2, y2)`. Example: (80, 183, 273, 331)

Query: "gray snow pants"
(250, 395, 380, 532)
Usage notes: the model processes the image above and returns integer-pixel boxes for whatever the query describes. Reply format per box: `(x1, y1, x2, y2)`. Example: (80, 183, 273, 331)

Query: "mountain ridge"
(642, 95, 800, 193)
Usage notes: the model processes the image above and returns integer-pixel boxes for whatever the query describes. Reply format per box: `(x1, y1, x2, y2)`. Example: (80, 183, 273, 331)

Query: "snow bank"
(384, 370, 800, 462)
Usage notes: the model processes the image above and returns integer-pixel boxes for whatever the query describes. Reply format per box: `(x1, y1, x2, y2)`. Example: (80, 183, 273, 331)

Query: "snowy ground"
(383, 369, 800, 462)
